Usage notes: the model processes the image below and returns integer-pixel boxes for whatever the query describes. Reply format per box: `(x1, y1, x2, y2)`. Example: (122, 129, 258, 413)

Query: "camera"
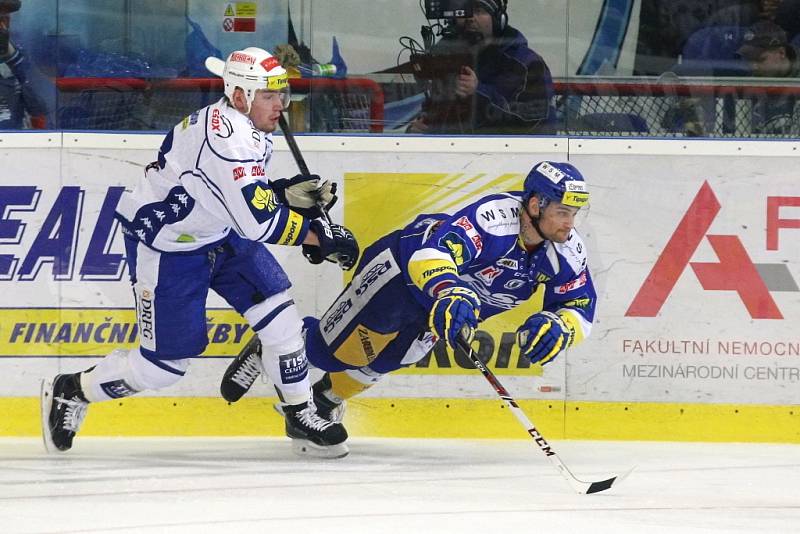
(409, 50, 472, 80)
(424, 0, 473, 20)
(407, 0, 477, 80)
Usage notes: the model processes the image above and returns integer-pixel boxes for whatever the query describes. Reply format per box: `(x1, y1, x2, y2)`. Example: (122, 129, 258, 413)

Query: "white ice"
(1, 437, 799, 534)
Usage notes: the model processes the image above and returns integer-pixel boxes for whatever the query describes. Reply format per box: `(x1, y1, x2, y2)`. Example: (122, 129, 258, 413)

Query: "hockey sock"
(80, 348, 188, 402)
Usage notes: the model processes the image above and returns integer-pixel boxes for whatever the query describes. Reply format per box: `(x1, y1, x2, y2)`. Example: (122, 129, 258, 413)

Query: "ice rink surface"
(1, 437, 798, 534)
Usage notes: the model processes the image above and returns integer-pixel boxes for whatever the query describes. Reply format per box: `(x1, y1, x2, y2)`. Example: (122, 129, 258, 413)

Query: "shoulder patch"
(475, 196, 522, 236)
(181, 111, 200, 130)
(204, 104, 267, 163)
(438, 231, 471, 266)
(209, 108, 234, 139)
(241, 181, 279, 223)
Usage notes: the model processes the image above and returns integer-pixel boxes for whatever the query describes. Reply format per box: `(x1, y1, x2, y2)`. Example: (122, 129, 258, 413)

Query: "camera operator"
(408, 0, 555, 135)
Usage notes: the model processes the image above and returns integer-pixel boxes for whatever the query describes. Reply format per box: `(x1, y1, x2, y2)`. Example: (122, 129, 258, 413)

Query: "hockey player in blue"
(221, 161, 596, 440)
(40, 47, 359, 458)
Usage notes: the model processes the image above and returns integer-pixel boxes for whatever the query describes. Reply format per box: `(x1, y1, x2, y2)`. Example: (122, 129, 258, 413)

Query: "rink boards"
(0, 133, 798, 442)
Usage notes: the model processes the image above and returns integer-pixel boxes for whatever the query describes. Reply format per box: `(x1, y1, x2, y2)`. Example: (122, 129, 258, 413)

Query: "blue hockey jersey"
(399, 191, 596, 345)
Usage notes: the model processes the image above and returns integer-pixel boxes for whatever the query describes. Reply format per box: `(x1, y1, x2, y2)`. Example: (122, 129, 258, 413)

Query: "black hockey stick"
(278, 112, 333, 224)
(455, 333, 631, 494)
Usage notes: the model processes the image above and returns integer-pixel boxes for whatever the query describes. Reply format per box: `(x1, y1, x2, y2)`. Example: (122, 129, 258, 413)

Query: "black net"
(556, 81, 800, 138)
(56, 78, 382, 133)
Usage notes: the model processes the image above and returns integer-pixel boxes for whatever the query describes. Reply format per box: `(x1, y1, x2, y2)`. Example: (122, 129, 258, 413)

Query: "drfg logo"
(627, 181, 799, 319)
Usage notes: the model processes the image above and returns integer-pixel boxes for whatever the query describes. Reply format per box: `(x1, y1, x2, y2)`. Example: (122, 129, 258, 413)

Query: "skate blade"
(40, 378, 58, 454)
(291, 438, 349, 459)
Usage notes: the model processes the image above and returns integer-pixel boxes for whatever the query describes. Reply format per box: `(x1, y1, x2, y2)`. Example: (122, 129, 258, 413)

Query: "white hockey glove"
(270, 174, 337, 219)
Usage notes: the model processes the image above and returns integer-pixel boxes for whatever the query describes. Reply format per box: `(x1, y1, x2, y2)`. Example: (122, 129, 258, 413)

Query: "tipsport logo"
(627, 181, 799, 319)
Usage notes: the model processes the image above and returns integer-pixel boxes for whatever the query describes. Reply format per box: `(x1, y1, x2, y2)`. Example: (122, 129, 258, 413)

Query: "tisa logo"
(627, 181, 799, 319)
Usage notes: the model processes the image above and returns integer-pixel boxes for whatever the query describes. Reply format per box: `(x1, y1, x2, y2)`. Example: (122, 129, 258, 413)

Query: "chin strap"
(529, 212, 547, 241)
(525, 199, 549, 243)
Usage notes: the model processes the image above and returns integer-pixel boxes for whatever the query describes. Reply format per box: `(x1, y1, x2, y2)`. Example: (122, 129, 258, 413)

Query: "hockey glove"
(516, 311, 574, 366)
(270, 174, 337, 219)
(429, 285, 480, 350)
(307, 218, 359, 270)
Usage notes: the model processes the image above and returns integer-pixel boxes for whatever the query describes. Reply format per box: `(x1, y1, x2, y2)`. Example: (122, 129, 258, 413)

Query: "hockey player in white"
(40, 48, 359, 458)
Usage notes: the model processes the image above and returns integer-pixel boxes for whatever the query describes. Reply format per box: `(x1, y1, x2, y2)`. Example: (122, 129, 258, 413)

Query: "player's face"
(247, 89, 288, 132)
(537, 201, 579, 243)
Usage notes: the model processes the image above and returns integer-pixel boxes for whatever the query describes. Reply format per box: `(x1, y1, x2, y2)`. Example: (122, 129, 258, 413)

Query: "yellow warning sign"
(224, 4, 234, 16)
(235, 2, 257, 17)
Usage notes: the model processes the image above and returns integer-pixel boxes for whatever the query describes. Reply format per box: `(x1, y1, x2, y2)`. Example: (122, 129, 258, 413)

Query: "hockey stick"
(278, 112, 333, 224)
(455, 333, 630, 494)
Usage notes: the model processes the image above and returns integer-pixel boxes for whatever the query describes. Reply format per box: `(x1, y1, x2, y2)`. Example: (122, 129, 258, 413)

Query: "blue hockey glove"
(307, 218, 359, 270)
(270, 174, 337, 219)
(516, 311, 574, 366)
(429, 285, 480, 350)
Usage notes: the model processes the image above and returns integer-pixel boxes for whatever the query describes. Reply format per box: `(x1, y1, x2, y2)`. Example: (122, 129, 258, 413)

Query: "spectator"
(738, 20, 800, 76)
(0, 0, 48, 129)
(738, 21, 800, 134)
(408, 0, 555, 135)
(710, 0, 800, 41)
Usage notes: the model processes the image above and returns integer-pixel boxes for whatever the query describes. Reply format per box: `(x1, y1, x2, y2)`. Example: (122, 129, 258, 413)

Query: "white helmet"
(205, 47, 290, 112)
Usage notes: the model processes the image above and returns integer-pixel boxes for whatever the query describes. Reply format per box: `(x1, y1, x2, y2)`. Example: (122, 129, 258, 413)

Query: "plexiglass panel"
(1, 0, 797, 138)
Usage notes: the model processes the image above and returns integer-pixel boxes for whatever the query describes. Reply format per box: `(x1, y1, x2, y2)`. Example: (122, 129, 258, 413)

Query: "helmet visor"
(264, 72, 291, 109)
(256, 86, 291, 110)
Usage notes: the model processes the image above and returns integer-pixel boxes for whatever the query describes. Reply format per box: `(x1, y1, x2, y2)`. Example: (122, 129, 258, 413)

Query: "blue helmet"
(523, 161, 589, 209)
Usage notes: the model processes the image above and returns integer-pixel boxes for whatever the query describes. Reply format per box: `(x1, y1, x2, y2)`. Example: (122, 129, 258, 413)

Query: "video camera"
(409, 0, 475, 80)
(410, 50, 472, 80)
(424, 0, 473, 20)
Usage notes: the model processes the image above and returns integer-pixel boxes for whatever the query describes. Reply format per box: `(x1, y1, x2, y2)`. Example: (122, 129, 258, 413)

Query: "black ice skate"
(220, 335, 264, 402)
(41, 373, 89, 453)
(274, 372, 346, 423)
(283, 400, 349, 459)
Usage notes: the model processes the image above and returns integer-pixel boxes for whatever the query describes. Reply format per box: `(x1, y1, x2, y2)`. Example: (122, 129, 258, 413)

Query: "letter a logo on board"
(626, 181, 783, 319)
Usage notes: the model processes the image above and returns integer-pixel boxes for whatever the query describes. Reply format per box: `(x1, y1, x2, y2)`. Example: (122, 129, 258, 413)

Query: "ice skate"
(41, 373, 89, 453)
(220, 335, 264, 402)
(274, 372, 346, 423)
(283, 400, 348, 459)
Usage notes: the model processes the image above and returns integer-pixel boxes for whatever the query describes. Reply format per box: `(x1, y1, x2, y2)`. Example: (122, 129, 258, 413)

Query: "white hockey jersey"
(116, 98, 308, 253)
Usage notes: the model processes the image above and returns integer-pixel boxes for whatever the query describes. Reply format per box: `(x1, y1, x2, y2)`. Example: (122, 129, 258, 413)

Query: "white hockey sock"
(80, 348, 189, 402)
(244, 291, 311, 405)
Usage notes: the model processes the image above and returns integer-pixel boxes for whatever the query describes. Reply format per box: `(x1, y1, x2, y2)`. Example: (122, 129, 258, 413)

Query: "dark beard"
(459, 29, 485, 45)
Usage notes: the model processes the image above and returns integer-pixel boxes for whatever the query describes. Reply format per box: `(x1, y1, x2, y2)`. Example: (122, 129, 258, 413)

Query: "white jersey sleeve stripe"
(256, 211, 282, 242)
